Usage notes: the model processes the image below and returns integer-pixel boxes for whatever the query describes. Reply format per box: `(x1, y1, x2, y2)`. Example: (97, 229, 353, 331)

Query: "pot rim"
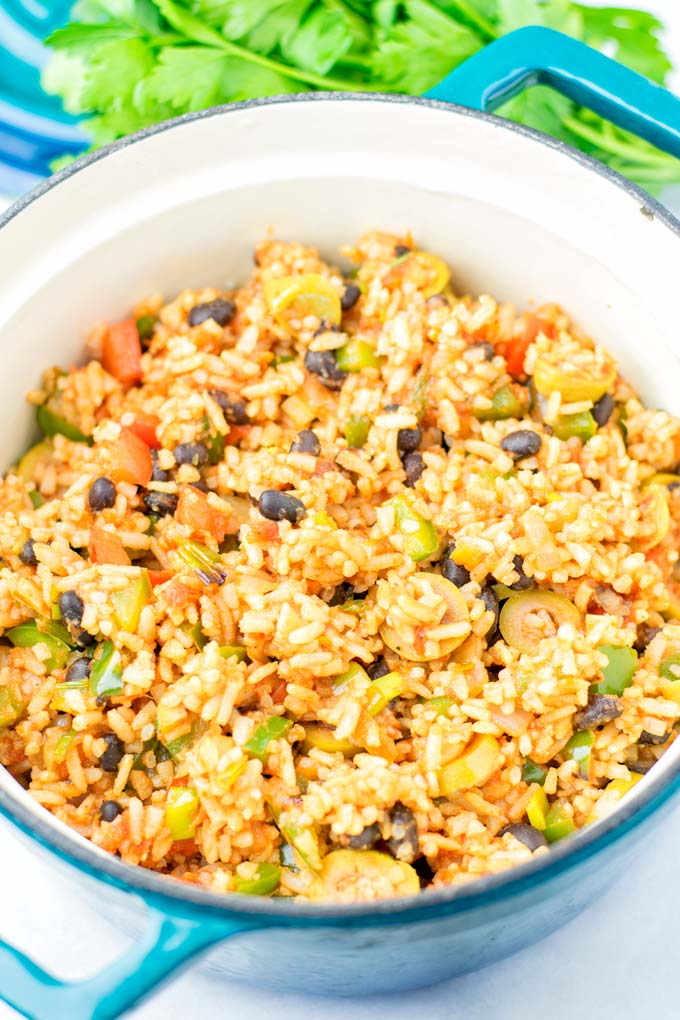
(2, 89, 680, 923)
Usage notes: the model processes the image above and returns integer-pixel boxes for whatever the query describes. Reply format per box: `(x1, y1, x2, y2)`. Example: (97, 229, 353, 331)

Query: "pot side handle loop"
(0, 901, 259, 1020)
(424, 26, 680, 160)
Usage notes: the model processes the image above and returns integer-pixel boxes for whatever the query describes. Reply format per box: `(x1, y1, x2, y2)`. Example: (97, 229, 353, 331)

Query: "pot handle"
(0, 896, 261, 1020)
(424, 25, 680, 159)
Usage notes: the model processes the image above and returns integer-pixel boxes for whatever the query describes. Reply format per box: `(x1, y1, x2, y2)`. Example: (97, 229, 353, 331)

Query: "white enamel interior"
(1, 96, 679, 834)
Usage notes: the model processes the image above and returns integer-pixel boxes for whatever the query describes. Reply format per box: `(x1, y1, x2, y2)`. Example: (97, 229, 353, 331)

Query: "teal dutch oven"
(2, 25, 680, 1020)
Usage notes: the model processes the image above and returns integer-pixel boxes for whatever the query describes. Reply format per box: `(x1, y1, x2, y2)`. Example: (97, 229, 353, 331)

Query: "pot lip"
(2, 89, 680, 922)
(1, 90, 680, 241)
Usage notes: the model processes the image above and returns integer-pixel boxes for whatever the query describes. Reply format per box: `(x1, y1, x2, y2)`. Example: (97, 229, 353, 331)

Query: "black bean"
(150, 450, 169, 483)
(65, 657, 91, 683)
(634, 622, 661, 653)
(142, 490, 179, 517)
(500, 822, 548, 852)
(510, 554, 534, 591)
(304, 350, 347, 391)
(592, 393, 615, 427)
(629, 759, 653, 775)
(479, 586, 500, 634)
(385, 802, 419, 863)
(347, 823, 381, 850)
(328, 582, 356, 606)
(394, 244, 411, 257)
(500, 429, 542, 461)
(312, 319, 340, 337)
(100, 800, 123, 822)
(187, 298, 235, 328)
(88, 477, 116, 512)
(173, 442, 209, 467)
(100, 733, 125, 773)
(383, 403, 401, 413)
(340, 283, 361, 312)
(442, 548, 471, 588)
(397, 426, 422, 455)
(208, 390, 250, 425)
(59, 590, 84, 627)
(402, 452, 425, 487)
(19, 539, 37, 567)
(638, 729, 670, 746)
(413, 855, 435, 887)
(468, 341, 495, 361)
(573, 694, 622, 730)
(367, 658, 390, 680)
(258, 490, 306, 524)
(191, 479, 209, 493)
(289, 429, 321, 456)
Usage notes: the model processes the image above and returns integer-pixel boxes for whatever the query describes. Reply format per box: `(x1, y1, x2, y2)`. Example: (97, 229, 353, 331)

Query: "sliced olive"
(499, 590, 581, 653)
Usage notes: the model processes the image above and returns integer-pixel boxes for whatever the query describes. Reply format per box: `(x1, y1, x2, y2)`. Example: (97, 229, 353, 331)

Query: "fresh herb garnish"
(43, 0, 680, 191)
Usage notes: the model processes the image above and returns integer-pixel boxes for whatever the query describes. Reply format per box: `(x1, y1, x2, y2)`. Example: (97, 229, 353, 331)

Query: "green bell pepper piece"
(367, 672, 404, 715)
(595, 644, 638, 695)
(135, 314, 157, 341)
(345, 413, 371, 448)
(336, 339, 379, 373)
(234, 862, 281, 895)
(474, 385, 525, 422)
(428, 696, 455, 716)
(552, 411, 597, 442)
(165, 786, 199, 840)
(391, 495, 439, 561)
(111, 570, 151, 633)
(0, 684, 25, 728)
(543, 802, 576, 843)
(89, 640, 124, 698)
(36, 405, 91, 445)
(6, 620, 73, 672)
(219, 645, 247, 662)
(245, 716, 292, 761)
(521, 758, 547, 786)
(659, 651, 680, 682)
(563, 730, 594, 779)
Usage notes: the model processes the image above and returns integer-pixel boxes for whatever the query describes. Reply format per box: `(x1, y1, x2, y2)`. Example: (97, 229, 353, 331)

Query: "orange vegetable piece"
(127, 413, 161, 450)
(163, 578, 196, 608)
(505, 314, 555, 378)
(102, 318, 143, 385)
(89, 526, 131, 566)
(148, 569, 172, 587)
(110, 427, 153, 487)
(176, 486, 233, 542)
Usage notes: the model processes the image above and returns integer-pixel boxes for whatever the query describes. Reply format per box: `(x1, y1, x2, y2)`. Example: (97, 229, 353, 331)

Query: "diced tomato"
(163, 578, 196, 608)
(175, 486, 233, 542)
(271, 679, 287, 705)
(505, 314, 555, 378)
(127, 413, 161, 450)
(110, 427, 153, 487)
(148, 569, 172, 587)
(102, 318, 143, 385)
(223, 425, 250, 447)
(89, 526, 131, 566)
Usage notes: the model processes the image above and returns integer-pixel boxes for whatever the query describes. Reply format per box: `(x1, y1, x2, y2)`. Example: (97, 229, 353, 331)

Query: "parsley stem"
(445, 0, 499, 40)
(563, 115, 677, 167)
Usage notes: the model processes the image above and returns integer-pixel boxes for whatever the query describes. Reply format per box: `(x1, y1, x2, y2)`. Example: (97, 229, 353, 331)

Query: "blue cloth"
(0, 0, 86, 194)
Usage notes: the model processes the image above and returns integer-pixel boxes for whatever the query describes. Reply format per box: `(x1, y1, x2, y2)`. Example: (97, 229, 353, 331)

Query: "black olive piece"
(347, 823, 381, 850)
(385, 802, 419, 864)
(479, 585, 500, 634)
(19, 539, 37, 567)
(499, 822, 548, 852)
(442, 548, 471, 588)
(412, 855, 435, 887)
(150, 450, 169, 483)
(397, 426, 422, 455)
(394, 244, 411, 257)
(59, 590, 84, 627)
(633, 622, 661, 653)
(258, 490, 307, 524)
(289, 430, 321, 456)
(312, 319, 341, 338)
(208, 390, 250, 425)
(573, 694, 622, 730)
(402, 452, 425, 488)
(187, 298, 235, 328)
(142, 491, 179, 517)
(592, 392, 615, 427)
(88, 477, 116, 512)
(328, 582, 355, 606)
(100, 800, 123, 822)
(510, 554, 534, 591)
(468, 341, 495, 361)
(500, 429, 542, 461)
(367, 658, 390, 680)
(340, 283, 361, 312)
(173, 442, 210, 467)
(638, 729, 670, 746)
(191, 479, 209, 493)
(65, 657, 91, 683)
(100, 733, 125, 773)
(304, 349, 347, 391)
(383, 403, 401, 413)
(629, 760, 654, 775)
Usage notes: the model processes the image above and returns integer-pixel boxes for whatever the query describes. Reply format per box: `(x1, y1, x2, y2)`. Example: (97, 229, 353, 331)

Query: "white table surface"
(2, 2, 680, 1017)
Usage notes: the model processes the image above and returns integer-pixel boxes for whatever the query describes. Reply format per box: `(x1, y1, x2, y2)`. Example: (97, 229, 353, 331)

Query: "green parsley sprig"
(44, 0, 680, 191)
